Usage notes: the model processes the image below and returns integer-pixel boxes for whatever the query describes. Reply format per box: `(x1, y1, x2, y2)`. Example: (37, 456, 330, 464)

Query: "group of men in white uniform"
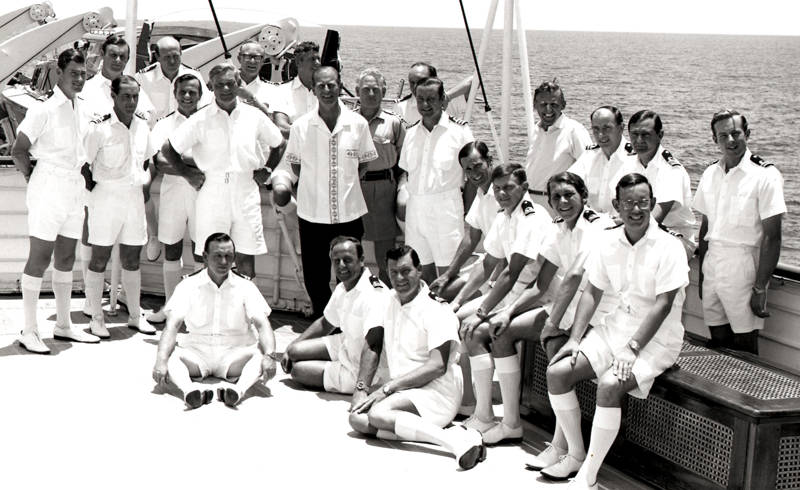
(11, 32, 786, 484)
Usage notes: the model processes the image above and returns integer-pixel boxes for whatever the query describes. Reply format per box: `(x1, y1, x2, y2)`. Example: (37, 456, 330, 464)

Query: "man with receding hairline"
(235, 41, 279, 119)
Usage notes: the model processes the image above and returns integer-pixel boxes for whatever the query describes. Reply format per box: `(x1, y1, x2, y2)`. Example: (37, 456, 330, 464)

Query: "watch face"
(356, 381, 366, 391)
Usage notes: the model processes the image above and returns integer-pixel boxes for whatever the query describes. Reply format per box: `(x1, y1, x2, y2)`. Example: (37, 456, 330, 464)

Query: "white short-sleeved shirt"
(465, 186, 500, 236)
(692, 150, 786, 248)
(381, 284, 461, 379)
(525, 114, 592, 192)
(272, 77, 317, 123)
(394, 94, 467, 126)
(135, 63, 211, 120)
(84, 112, 156, 185)
(169, 101, 283, 174)
(17, 86, 88, 170)
(568, 139, 644, 215)
(273, 102, 378, 224)
(323, 268, 390, 372)
(586, 220, 689, 352)
(484, 196, 554, 287)
(634, 146, 696, 240)
(81, 73, 155, 122)
(151, 111, 189, 154)
(165, 269, 271, 348)
(398, 112, 474, 196)
(540, 210, 617, 329)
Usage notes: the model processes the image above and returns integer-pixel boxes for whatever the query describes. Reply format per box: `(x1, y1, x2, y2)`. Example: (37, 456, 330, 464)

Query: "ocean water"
(334, 26, 800, 266)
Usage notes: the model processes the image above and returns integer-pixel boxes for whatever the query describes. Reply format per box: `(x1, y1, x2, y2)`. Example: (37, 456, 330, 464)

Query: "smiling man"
(281, 236, 389, 396)
(693, 110, 785, 354)
(543, 173, 688, 488)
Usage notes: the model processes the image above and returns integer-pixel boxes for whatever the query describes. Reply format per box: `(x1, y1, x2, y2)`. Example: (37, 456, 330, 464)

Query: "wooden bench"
(519, 334, 800, 489)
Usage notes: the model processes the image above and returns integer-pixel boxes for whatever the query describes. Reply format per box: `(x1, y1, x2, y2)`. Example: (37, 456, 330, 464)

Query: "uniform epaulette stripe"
(182, 268, 205, 279)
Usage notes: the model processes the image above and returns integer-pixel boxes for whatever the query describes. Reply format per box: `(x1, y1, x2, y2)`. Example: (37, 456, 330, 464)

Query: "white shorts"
(26, 163, 85, 241)
(194, 172, 266, 256)
(88, 183, 147, 247)
(177, 342, 260, 379)
(405, 189, 464, 267)
(158, 174, 197, 245)
(403, 366, 463, 427)
(702, 243, 763, 333)
(323, 334, 388, 394)
(579, 326, 679, 399)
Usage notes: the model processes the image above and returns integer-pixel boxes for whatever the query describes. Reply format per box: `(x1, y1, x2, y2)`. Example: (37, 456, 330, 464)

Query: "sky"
(2, 0, 798, 36)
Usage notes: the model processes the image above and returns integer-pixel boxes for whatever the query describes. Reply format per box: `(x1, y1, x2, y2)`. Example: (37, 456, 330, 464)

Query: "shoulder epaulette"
(76, 94, 84, 101)
(90, 114, 112, 124)
(44, 89, 55, 99)
(232, 269, 251, 281)
(407, 120, 421, 129)
(265, 80, 284, 86)
(182, 268, 205, 280)
(398, 93, 412, 102)
(158, 110, 176, 122)
(585, 143, 599, 151)
(138, 63, 158, 74)
(583, 208, 599, 222)
(605, 222, 624, 230)
(624, 142, 634, 154)
(750, 154, 774, 168)
(657, 222, 684, 238)
(428, 290, 447, 303)
(134, 111, 147, 120)
(711, 159, 720, 166)
(448, 115, 468, 126)
(368, 275, 383, 289)
(521, 200, 536, 216)
(662, 149, 680, 167)
(553, 216, 564, 224)
(180, 63, 194, 70)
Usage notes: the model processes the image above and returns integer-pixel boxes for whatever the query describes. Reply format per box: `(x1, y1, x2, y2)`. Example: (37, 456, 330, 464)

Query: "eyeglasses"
(619, 198, 652, 211)
(239, 54, 264, 62)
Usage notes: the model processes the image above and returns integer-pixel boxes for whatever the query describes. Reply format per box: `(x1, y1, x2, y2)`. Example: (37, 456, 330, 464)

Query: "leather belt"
(362, 169, 393, 181)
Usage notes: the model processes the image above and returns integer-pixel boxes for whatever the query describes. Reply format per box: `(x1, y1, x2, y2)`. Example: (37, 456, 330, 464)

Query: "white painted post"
(515, 0, 535, 140)
(500, 0, 514, 164)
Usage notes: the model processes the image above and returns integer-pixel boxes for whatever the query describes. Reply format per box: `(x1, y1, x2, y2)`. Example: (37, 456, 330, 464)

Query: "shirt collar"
(311, 100, 350, 134)
(400, 283, 431, 308)
(507, 194, 533, 217)
(199, 268, 237, 289)
(724, 149, 757, 175)
(49, 86, 69, 106)
(616, 218, 659, 247)
(209, 100, 240, 117)
(291, 76, 312, 92)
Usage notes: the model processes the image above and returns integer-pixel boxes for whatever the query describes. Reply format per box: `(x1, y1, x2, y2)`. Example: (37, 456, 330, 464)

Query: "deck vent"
(678, 355, 800, 400)
(777, 436, 800, 489)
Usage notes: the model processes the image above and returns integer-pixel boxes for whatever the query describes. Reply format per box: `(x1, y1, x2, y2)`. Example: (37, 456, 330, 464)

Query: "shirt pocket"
(101, 137, 128, 169)
(431, 136, 460, 171)
(734, 192, 758, 227)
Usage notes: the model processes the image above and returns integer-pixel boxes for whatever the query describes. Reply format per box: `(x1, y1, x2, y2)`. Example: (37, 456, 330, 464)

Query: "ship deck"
(0, 293, 651, 490)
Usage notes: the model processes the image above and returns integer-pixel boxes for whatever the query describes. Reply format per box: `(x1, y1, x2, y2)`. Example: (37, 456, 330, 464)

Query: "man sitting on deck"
(152, 233, 278, 409)
(349, 245, 487, 470)
(543, 173, 688, 488)
(281, 236, 389, 396)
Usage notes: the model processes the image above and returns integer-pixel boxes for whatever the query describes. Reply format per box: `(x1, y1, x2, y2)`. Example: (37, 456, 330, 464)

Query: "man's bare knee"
(546, 359, 574, 394)
(596, 372, 628, 407)
(164, 241, 183, 261)
(119, 245, 141, 270)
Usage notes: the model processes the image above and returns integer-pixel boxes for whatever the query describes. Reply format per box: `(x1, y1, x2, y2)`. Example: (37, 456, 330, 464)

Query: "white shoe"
(462, 414, 495, 433)
(525, 443, 567, 471)
(146, 236, 161, 261)
(129, 315, 156, 335)
(541, 454, 585, 481)
(146, 309, 167, 324)
(54, 324, 101, 343)
(87, 315, 110, 339)
(18, 331, 50, 354)
(482, 421, 523, 445)
(81, 298, 92, 317)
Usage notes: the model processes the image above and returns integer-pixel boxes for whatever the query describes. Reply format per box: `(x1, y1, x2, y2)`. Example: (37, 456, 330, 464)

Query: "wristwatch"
(382, 384, 394, 396)
(628, 339, 640, 355)
(355, 380, 368, 392)
(475, 306, 489, 321)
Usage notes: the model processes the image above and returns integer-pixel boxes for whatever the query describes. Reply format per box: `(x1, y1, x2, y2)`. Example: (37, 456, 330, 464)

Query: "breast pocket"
(102, 139, 128, 169)
(734, 192, 758, 227)
(431, 137, 461, 171)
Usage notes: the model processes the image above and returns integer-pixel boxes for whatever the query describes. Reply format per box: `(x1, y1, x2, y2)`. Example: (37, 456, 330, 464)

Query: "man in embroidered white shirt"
(271, 66, 378, 319)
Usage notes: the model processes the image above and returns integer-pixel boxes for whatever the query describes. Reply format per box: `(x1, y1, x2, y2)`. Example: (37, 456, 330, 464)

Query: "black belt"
(529, 189, 548, 196)
(362, 169, 393, 181)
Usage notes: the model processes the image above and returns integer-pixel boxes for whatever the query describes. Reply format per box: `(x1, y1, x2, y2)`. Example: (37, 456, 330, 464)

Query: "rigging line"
(457, 0, 491, 113)
(207, 0, 231, 59)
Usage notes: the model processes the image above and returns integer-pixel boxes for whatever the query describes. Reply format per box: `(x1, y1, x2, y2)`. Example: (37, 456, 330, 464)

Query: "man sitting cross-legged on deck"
(543, 173, 688, 489)
(152, 233, 278, 409)
(349, 245, 487, 470)
(460, 172, 615, 447)
(281, 236, 389, 396)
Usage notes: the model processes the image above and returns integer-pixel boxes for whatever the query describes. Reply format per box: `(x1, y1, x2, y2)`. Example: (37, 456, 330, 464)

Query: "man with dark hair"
(394, 62, 471, 126)
(281, 236, 390, 395)
(11, 48, 98, 353)
(152, 233, 277, 409)
(627, 110, 696, 243)
(693, 110, 785, 354)
(161, 62, 285, 280)
(525, 80, 592, 209)
(272, 40, 320, 136)
(349, 245, 486, 470)
(82, 76, 157, 338)
(271, 66, 378, 318)
(543, 173, 688, 487)
(568, 106, 642, 215)
(397, 77, 474, 285)
(145, 74, 205, 324)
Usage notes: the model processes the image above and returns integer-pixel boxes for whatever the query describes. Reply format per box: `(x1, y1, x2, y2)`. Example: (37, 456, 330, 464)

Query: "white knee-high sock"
(162, 259, 183, 301)
(21, 273, 43, 334)
(121, 269, 141, 319)
(51, 269, 74, 328)
(394, 412, 461, 456)
(495, 355, 522, 427)
(578, 406, 621, 485)
(84, 270, 105, 318)
(549, 390, 586, 459)
(469, 353, 495, 422)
